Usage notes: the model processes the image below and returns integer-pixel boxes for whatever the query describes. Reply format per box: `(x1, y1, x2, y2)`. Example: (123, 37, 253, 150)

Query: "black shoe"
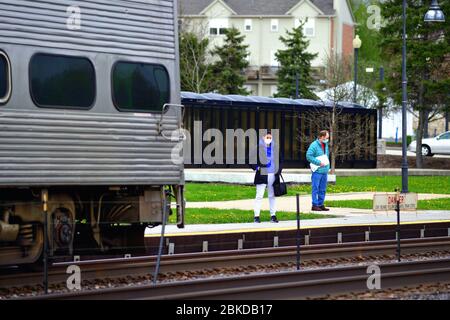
(254, 217, 261, 223)
(320, 205, 330, 211)
(270, 215, 279, 223)
(311, 206, 323, 211)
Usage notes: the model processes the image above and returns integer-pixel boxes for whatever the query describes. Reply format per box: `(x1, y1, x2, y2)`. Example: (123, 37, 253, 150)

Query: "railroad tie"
(238, 239, 244, 250)
(168, 243, 175, 255)
(305, 235, 310, 246)
(337, 232, 343, 244)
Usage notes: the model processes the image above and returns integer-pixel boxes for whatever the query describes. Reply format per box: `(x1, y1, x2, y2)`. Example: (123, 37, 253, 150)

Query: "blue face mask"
(322, 139, 329, 144)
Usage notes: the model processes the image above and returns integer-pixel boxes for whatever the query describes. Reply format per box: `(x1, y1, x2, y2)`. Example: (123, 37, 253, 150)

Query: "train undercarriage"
(0, 185, 185, 266)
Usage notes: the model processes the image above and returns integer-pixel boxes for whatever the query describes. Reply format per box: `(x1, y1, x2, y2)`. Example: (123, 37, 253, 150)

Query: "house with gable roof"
(179, 0, 356, 96)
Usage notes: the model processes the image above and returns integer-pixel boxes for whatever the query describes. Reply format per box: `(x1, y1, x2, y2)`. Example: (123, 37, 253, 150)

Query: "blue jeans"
(311, 172, 328, 206)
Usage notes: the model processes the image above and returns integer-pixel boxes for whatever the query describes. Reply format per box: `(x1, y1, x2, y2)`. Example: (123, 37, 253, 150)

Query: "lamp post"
(353, 35, 362, 104)
(400, 0, 408, 193)
(378, 66, 385, 139)
(446, 112, 449, 132)
(401, 0, 445, 194)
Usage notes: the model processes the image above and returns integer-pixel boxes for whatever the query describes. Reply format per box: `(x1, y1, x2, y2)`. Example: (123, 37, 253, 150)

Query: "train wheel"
(51, 208, 75, 256)
(0, 224, 44, 266)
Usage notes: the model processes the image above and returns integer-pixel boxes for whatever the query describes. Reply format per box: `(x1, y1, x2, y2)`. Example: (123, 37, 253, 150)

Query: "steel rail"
(2, 236, 450, 290)
(20, 258, 450, 300)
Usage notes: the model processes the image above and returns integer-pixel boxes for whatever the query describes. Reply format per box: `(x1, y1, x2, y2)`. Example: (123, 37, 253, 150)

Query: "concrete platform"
(146, 210, 450, 237)
(157, 192, 450, 236)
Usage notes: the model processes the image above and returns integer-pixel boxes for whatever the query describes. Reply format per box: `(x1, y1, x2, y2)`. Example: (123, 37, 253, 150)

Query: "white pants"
(254, 173, 276, 217)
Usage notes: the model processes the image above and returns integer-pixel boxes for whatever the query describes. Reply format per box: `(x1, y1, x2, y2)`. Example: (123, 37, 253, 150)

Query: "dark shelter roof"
(181, 91, 367, 110)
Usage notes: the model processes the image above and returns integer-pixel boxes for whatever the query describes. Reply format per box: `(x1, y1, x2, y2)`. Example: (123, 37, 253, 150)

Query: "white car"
(408, 131, 450, 156)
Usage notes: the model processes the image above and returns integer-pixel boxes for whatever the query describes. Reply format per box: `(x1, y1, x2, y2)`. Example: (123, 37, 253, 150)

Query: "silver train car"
(0, 0, 185, 265)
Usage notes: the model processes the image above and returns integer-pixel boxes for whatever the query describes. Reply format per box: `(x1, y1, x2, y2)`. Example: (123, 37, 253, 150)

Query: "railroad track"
(20, 258, 450, 300)
(2, 236, 450, 290)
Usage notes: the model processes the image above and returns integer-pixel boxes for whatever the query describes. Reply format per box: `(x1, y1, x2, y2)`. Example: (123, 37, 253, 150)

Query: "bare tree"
(298, 52, 376, 173)
(178, 17, 215, 93)
(297, 109, 377, 173)
(319, 52, 351, 173)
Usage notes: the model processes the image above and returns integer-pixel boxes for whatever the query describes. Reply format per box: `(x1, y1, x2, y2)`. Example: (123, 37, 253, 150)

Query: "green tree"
(380, 0, 450, 168)
(210, 27, 249, 95)
(351, 0, 391, 124)
(179, 31, 214, 93)
(353, 0, 384, 64)
(275, 21, 318, 100)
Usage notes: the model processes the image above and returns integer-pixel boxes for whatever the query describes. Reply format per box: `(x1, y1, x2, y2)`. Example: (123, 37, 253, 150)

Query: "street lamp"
(424, 0, 446, 22)
(401, 0, 446, 193)
(353, 35, 362, 104)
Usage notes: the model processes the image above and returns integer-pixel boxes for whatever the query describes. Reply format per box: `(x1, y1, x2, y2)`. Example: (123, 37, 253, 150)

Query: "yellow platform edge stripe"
(145, 219, 450, 238)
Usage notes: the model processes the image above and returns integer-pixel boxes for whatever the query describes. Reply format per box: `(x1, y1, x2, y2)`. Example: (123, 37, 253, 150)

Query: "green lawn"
(169, 208, 337, 224)
(326, 198, 450, 210)
(185, 183, 257, 202)
(185, 176, 450, 202)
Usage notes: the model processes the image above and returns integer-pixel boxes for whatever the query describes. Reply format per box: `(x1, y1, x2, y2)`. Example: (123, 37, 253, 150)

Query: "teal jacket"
(306, 139, 330, 174)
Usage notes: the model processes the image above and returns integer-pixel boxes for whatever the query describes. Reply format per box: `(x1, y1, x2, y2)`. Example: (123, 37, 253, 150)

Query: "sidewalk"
(185, 192, 450, 215)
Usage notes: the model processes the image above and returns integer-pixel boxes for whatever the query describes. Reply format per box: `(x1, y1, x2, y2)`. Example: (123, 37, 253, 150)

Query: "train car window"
(30, 54, 95, 109)
(0, 51, 11, 104)
(112, 62, 170, 112)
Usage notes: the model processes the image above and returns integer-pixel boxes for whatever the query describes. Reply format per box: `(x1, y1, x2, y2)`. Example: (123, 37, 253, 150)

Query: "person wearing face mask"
(249, 130, 283, 223)
(306, 130, 330, 211)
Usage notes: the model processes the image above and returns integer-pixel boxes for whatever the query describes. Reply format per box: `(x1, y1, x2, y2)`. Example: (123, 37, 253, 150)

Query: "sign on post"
(373, 193, 418, 211)
(373, 191, 417, 262)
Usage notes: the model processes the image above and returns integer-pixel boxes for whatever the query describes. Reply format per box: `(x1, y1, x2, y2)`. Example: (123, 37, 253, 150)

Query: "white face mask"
(323, 139, 329, 144)
(264, 138, 272, 145)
